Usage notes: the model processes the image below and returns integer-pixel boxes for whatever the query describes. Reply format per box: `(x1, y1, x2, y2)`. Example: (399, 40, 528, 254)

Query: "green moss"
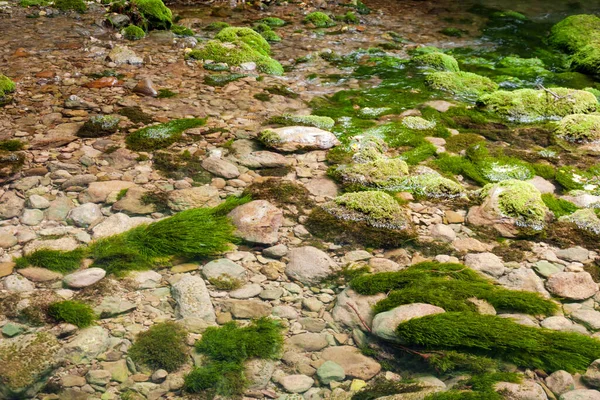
(19, 0, 50, 6)
(555, 113, 600, 143)
(157, 88, 177, 98)
(560, 208, 600, 236)
(116, 188, 129, 201)
(412, 52, 460, 72)
(397, 312, 600, 373)
(549, 14, 600, 53)
(123, 25, 146, 40)
(532, 163, 556, 180)
(541, 193, 579, 218)
(208, 276, 242, 290)
(572, 43, 600, 75)
(131, 0, 172, 30)
(153, 150, 212, 183)
(337, 11, 359, 24)
(426, 71, 498, 100)
(125, 118, 207, 151)
(54, 0, 86, 12)
(204, 73, 246, 87)
(185, 318, 284, 397)
(351, 261, 557, 316)
(477, 158, 533, 182)
(478, 88, 598, 122)
(187, 40, 283, 75)
(14, 248, 85, 273)
(332, 191, 408, 223)
(47, 300, 96, 328)
(0, 140, 25, 151)
(204, 21, 230, 31)
(0, 75, 16, 98)
(243, 179, 313, 211)
(333, 157, 409, 190)
(555, 166, 600, 194)
(215, 27, 270, 55)
(259, 29, 281, 43)
(426, 372, 521, 400)
(495, 56, 548, 79)
(267, 114, 334, 130)
(304, 11, 336, 28)
(77, 115, 120, 138)
(395, 167, 465, 199)
(118, 106, 154, 124)
(445, 133, 485, 153)
(171, 24, 194, 36)
(258, 17, 285, 27)
(352, 377, 423, 400)
(266, 85, 298, 98)
(440, 27, 465, 37)
(129, 322, 188, 372)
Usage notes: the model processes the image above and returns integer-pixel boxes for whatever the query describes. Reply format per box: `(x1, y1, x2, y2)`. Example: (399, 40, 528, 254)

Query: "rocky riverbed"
(3, 0, 600, 399)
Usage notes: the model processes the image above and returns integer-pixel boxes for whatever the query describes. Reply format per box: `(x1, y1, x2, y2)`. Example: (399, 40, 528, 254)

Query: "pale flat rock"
(373, 304, 445, 342)
(494, 380, 547, 400)
(23, 237, 79, 255)
(228, 200, 283, 245)
(285, 246, 337, 285)
(261, 126, 340, 152)
(321, 346, 381, 380)
(91, 213, 152, 239)
(332, 288, 386, 331)
(84, 181, 136, 203)
(17, 267, 62, 282)
(63, 268, 106, 288)
(171, 274, 216, 323)
(167, 186, 221, 211)
(201, 157, 240, 179)
(546, 272, 598, 300)
(59, 326, 110, 364)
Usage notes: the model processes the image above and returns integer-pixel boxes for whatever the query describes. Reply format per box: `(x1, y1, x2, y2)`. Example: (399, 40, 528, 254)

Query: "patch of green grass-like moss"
(14, 248, 86, 273)
(125, 118, 207, 151)
(47, 300, 96, 328)
(129, 322, 188, 371)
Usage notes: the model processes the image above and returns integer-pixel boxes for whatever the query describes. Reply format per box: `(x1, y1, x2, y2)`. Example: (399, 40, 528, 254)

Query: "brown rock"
(133, 78, 157, 97)
(17, 267, 62, 282)
(0, 262, 15, 278)
(228, 200, 283, 245)
(546, 272, 598, 300)
(84, 76, 119, 89)
(321, 346, 381, 380)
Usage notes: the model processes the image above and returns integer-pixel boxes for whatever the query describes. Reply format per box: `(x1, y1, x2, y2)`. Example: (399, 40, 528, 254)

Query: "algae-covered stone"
(77, 115, 120, 138)
(0, 74, 16, 98)
(549, 14, 600, 53)
(332, 157, 409, 190)
(123, 25, 146, 41)
(215, 27, 270, 56)
(478, 159, 534, 182)
(303, 11, 335, 28)
(401, 116, 436, 130)
(125, 118, 206, 151)
(478, 88, 598, 122)
(0, 332, 61, 399)
(560, 208, 600, 235)
(395, 166, 465, 199)
(259, 126, 340, 152)
(468, 180, 549, 237)
(132, 0, 172, 30)
(555, 114, 600, 143)
(411, 52, 459, 72)
(425, 71, 498, 99)
(269, 114, 335, 130)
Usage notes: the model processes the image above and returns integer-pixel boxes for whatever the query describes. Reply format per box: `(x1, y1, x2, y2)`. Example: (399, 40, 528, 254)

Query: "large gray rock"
(84, 181, 136, 203)
(228, 200, 283, 245)
(494, 381, 547, 400)
(59, 326, 110, 364)
(584, 359, 600, 389)
(546, 272, 598, 300)
(91, 213, 152, 239)
(171, 274, 216, 323)
(571, 309, 600, 331)
(540, 316, 588, 334)
(373, 304, 445, 342)
(223, 300, 272, 319)
(201, 157, 240, 179)
(498, 267, 550, 298)
(202, 259, 247, 283)
(63, 268, 106, 288)
(546, 370, 575, 396)
(167, 186, 221, 211)
(279, 374, 314, 393)
(332, 288, 386, 331)
(285, 246, 337, 285)
(260, 126, 340, 152)
(67, 203, 102, 227)
(464, 252, 506, 278)
(321, 346, 381, 380)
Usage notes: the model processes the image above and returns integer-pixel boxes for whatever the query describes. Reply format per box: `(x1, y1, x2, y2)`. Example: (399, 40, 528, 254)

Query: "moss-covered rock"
(171, 24, 194, 37)
(332, 157, 409, 190)
(469, 180, 549, 237)
(303, 11, 336, 28)
(401, 116, 436, 130)
(258, 17, 286, 27)
(396, 166, 465, 199)
(268, 114, 335, 130)
(560, 208, 600, 235)
(477, 159, 534, 183)
(77, 115, 120, 138)
(571, 43, 600, 76)
(411, 52, 460, 72)
(555, 114, 600, 143)
(556, 166, 600, 194)
(425, 71, 498, 99)
(0, 74, 16, 98)
(305, 191, 415, 247)
(125, 118, 206, 151)
(215, 27, 271, 56)
(258, 29, 281, 43)
(549, 14, 600, 53)
(0, 150, 25, 178)
(54, 0, 86, 12)
(478, 88, 598, 122)
(123, 25, 146, 40)
(132, 0, 172, 30)
(187, 40, 283, 76)
(495, 56, 549, 79)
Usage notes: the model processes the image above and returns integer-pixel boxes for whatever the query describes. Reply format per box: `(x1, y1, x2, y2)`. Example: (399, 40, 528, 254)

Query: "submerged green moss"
(332, 157, 409, 190)
(204, 73, 246, 87)
(125, 118, 206, 151)
(478, 88, 598, 122)
(548, 14, 600, 53)
(171, 24, 194, 36)
(54, 0, 86, 12)
(129, 322, 188, 372)
(15, 248, 86, 273)
(48, 300, 96, 328)
(215, 27, 271, 56)
(555, 113, 600, 143)
(0, 75, 16, 98)
(426, 71, 498, 99)
(303, 11, 336, 28)
(412, 52, 460, 72)
(77, 115, 120, 138)
(258, 17, 285, 27)
(541, 193, 579, 218)
(123, 25, 146, 40)
(131, 0, 172, 30)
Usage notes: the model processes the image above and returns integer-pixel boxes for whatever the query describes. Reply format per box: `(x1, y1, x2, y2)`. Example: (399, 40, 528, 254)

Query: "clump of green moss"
(47, 300, 96, 328)
(54, 0, 86, 12)
(0, 75, 16, 98)
(439, 27, 465, 37)
(445, 133, 485, 153)
(555, 113, 600, 143)
(118, 106, 154, 124)
(19, 0, 50, 6)
(258, 29, 281, 43)
(412, 52, 460, 72)
(77, 115, 120, 138)
(153, 150, 212, 183)
(426, 372, 521, 399)
(243, 179, 313, 211)
(131, 0, 172, 30)
(216, 27, 270, 55)
(351, 261, 557, 316)
(396, 167, 465, 199)
(171, 24, 194, 36)
(331, 157, 409, 190)
(426, 71, 498, 99)
(185, 318, 283, 397)
(125, 118, 206, 151)
(397, 312, 600, 373)
(549, 14, 600, 53)
(303, 11, 336, 28)
(0, 140, 25, 151)
(478, 88, 598, 122)
(560, 208, 600, 236)
(0, 151, 25, 178)
(157, 88, 177, 98)
(267, 114, 334, 130)
(337, 11, 359, 24)
(204, 73, 246, 87)
(541, 193, 579, 218)
(129, 322, 188, 372)
(123, 25, 146, 40)
(15, 248, 85, 273)
(258, 17, 285, 27)
(204, 21, 230, 31)
(555, 165, 600, 193)
(352, 377, 424, 400)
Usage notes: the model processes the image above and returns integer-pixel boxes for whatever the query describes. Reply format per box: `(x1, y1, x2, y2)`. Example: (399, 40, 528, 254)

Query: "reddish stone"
(13, 48, 28, 57)
(84, 76, 120, 89)
(35, 71, 56, 78)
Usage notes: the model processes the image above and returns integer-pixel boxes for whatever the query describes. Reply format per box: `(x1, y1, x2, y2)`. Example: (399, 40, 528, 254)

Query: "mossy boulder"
(305, 191, 416, 248)
(560, 208, 600, 236)
(425, 71, 498, 99)
(556, 166, 600, 195)
(123, 25, 146, 40)
(77, 115, 120, 138)
(477, 158, 534, 183)
(411, 52, 460, 72)
(259, 126, 339, 152)
(468, 180, 549, 237)
(555, 114, 600, 144)
(478, 88, 598, 122)
(401, 116, 436, 130)
(187, 40, 283, 75)
(303, 11, 336, 28)
(54, 0, 86, 12)
(268, 114, 335, 130)
(549, 14, 600, 53)
(395, 166, 465, 199)
(0, 332, 61, 399)
(331, 157, 409, 190)
(0, 74, 16, 98)
(215, 27, 270, 56)
(125, 118, 206, 151)
(495, 56, 549, 79)
(258, 17, 286, 27)
(132, 0, 172, 30)
(171, 24, 194, 37)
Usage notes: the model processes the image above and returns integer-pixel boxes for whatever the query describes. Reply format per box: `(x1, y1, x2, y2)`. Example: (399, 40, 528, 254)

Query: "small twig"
(347, 301, 372, 332)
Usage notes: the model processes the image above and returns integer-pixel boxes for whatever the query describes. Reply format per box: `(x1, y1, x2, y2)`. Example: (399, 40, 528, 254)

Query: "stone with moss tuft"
(303, 11, 336, 28)
(426, 71, 498, 99)
(268, 114, 334, 130)
(259, 29, 281, 43)
(549, 15, 600, 53)
(412, 52, 460, 72)
(332, 157, 409, 190)
(216, 27, 270, 55)
(555, 114, 600, 143)
(560, 208, 600, 235)
(171, 24, 194, 36)
(396, 166, 465, 199)
(54, 0, 86, 12)
(401, 116, 436, 130)
(0, 75, 16, 98)
(478, 88, 598, 122)
(132, 0, 172, 30)
(123, 25, 146, 40)
(126, 118, 206, 151)
(77, 115, 120, 138)
(259, 126, 339, 152)
(258, 17, 286, 27)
